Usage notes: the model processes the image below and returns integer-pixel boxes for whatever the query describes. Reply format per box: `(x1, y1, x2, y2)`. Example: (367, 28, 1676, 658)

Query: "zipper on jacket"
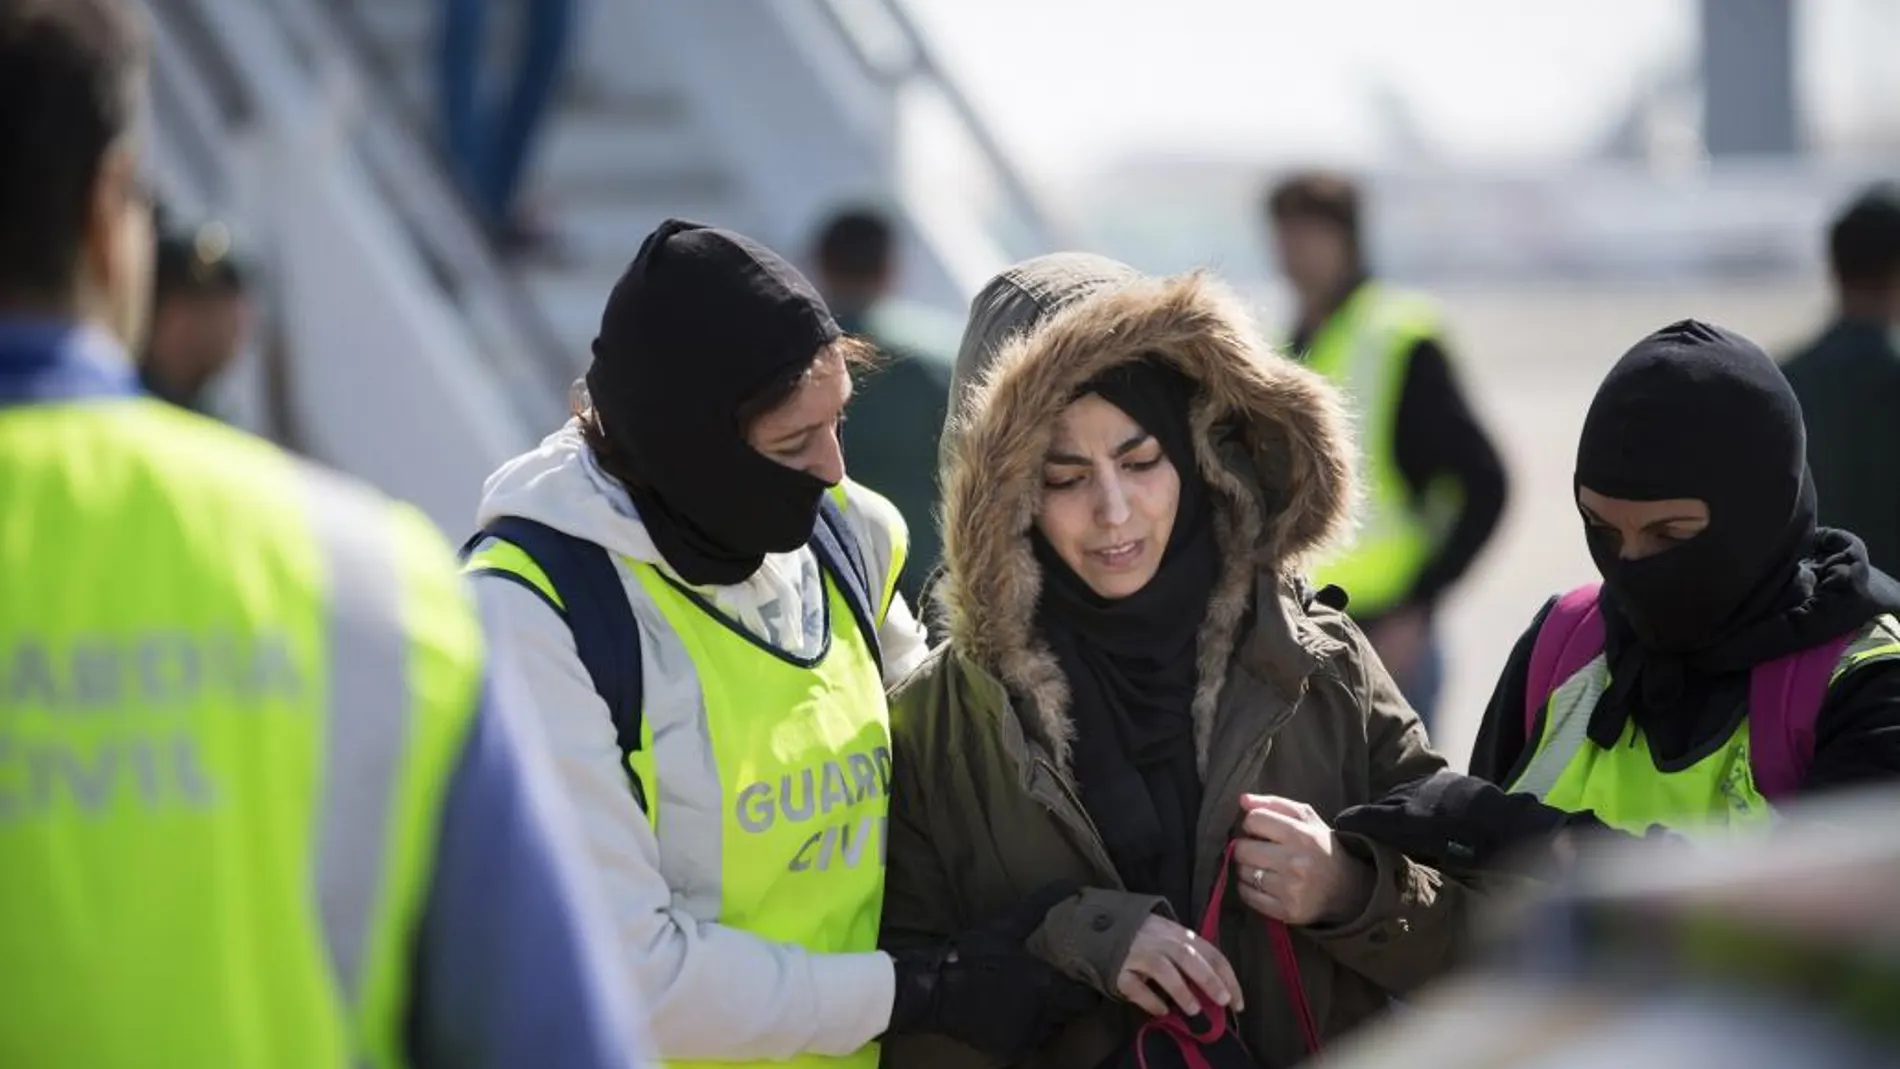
(1194, 684, 1302, 905)
(1030, 756, 1125, 889)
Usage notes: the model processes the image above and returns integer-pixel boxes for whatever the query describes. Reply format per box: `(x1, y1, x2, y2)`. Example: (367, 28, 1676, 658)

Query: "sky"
(902, 0, 1894, 183)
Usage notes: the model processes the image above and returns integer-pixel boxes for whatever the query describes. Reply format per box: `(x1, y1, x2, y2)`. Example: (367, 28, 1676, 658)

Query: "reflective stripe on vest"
(1508, 615, 1900, 832)
(1300, 285, 1454, 617)
(0, 396, 481, 1069)
(303, 463, 412, 1058)
(633, 556, 890, 1069)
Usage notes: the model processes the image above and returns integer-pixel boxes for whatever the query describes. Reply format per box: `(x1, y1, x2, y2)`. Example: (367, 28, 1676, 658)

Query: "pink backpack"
(1522, 583, 1855, 802)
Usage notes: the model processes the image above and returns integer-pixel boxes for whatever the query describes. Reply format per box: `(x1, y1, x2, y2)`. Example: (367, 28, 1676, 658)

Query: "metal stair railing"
(811, 0, 1069, 261)
(215, 0, 578, 428)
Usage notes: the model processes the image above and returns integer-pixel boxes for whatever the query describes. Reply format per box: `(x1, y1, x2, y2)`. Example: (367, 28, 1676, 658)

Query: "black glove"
(1333, 770, 1635, 872)
(885, 884, 1098, 1060)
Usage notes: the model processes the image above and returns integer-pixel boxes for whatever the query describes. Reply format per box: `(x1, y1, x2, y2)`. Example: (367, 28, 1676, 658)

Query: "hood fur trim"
(936, 272, 1357, 770)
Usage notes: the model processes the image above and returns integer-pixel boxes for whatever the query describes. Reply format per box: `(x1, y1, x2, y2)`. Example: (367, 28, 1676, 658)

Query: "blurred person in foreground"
(464, 218, 1087, 1067)
(0, 2, 647, 1066)
(1263, 171, 1508, 731)
(811, 206, 961, 611)
(1782, 182, 1900, 576)
(882, 254, 1483, 1069)
(1469, 320, 1900, 833)
(1309, 788, 1900, 1069)
(138, 212, 250, 415)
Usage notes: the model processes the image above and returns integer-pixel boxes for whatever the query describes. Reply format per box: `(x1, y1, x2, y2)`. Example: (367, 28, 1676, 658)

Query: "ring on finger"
(1249, 866, 1268, 889)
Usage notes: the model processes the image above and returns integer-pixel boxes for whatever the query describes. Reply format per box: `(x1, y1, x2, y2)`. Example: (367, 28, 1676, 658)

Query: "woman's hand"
(1116, 915, 1245, 1018)
(1233, 794, 1374, 927)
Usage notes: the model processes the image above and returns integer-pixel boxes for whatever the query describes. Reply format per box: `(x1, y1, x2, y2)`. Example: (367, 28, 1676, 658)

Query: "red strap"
(1134, 840, 1321, 1062)
(1135, 1012, 1220, 1069)
(1268, 919, 1321, 1055)
(1214, 841, 1320, 1054)
(1523, 584, 1607, 739)
(1196, 840, 1237, 941)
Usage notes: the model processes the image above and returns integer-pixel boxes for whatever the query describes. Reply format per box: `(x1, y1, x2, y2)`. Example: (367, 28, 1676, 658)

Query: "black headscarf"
(585, 219, 842, 586)
(1574, 319, 1900, 749)
(1030, 359, 1222, 917)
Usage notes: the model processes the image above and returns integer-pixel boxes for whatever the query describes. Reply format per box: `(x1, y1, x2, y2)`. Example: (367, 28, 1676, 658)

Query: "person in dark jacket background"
(1262, 171, 1508, 731)
(1782, 183, 1900, 577)
(1470, 320, 1900, 826)
(139, 210, 251, 416)
(810, 206, 960, 612)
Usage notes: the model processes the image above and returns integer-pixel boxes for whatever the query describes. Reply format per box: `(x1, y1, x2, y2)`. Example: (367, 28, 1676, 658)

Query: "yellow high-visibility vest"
(1, 322, 482, 1068)
(1298, 284, 1459, 617)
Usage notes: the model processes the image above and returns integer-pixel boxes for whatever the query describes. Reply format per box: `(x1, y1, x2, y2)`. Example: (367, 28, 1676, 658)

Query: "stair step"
(567, 39, 686, 104)
(540, 194, 755, 268)
(534, 167, 739, 209)
(519, 266, 620, 368)
(323, 0, 848, 377)
(534, 110, 726, 199)
(374, 39, 683, 122)
(344, 0, 681, 104)
(382, 51, 436, 122)
(345, 0, 434, 54)
(560, 84, 692, 124)
(519, 190, 761, 358)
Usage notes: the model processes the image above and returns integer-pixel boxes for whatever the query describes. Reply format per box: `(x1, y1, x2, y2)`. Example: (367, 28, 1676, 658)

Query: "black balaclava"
(1574, 318, 1900, 747)
(1030, 358, 1221, 919)
(586, 219, 842, 586)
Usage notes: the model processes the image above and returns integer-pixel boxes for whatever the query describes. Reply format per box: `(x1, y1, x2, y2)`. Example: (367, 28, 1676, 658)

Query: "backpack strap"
(1516, 579, 1854, 804)
(810, 493, 885, 679)
(461, 517, 648, 809)
(1747, 630, 1857, 802)
(1523, 584, 1609, 740)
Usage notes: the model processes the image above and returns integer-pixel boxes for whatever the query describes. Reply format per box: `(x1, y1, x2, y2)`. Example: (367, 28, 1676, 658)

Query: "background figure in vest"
(0, 4, 649, 1067)
(1781, 183, 1900, 577)
(1468, 320, 1900, 832)
(809, 206, 961, 615)
(466, 219, 1093, 1066)
(1262, 171, 1508, 731)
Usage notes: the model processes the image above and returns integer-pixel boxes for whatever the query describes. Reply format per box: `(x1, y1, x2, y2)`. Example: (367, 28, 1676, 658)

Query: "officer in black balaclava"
(1468, 318, 1900, 796)
(1577, 319, 1824, 663)
(1571, 320, 1900, 752)
(584, 218, 848, 585)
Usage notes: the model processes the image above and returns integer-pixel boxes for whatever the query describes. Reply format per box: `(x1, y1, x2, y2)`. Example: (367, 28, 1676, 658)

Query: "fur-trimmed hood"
(936, 266, 1358, 769)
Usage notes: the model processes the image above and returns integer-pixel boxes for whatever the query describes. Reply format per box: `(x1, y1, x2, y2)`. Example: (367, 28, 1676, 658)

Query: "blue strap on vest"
(810, 496, 886, 680)
(461, 515, 648, 807)
(459, 495, 883, 808)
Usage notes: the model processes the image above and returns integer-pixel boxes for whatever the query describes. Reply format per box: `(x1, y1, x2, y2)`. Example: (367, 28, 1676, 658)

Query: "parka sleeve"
(1301, 617, 1487, 995)
(879, 666, 964, 953)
